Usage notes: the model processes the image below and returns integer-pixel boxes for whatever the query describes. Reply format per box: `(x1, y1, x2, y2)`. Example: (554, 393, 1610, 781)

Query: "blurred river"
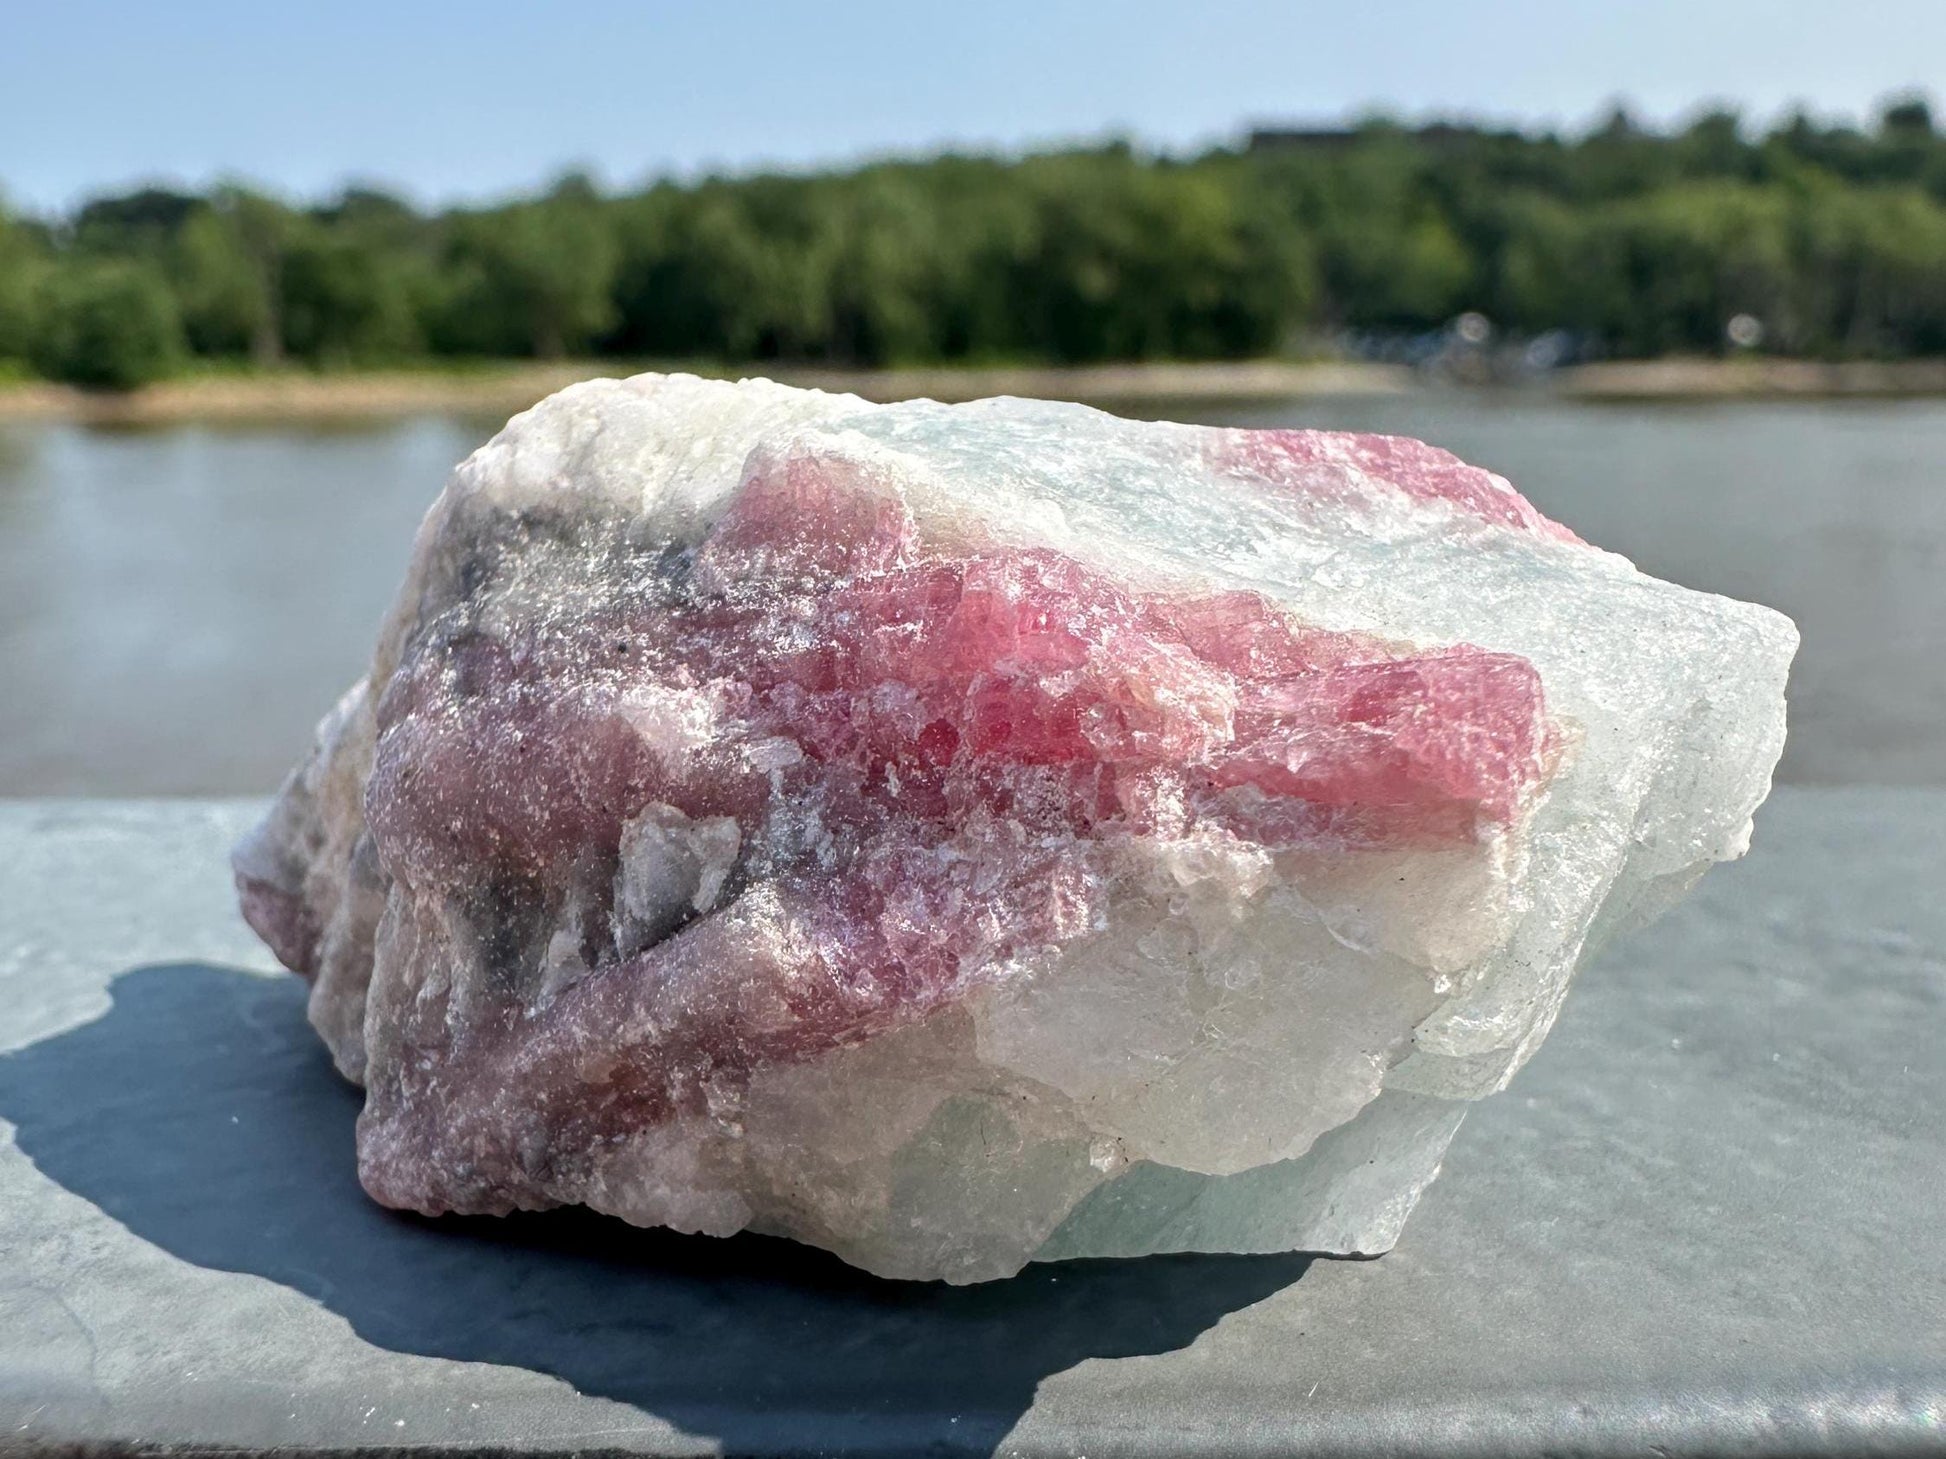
(2, 394, 1941, 794)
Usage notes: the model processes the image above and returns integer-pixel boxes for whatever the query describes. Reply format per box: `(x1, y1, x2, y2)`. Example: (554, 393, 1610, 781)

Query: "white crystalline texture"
(232, 373, 1796, 1282)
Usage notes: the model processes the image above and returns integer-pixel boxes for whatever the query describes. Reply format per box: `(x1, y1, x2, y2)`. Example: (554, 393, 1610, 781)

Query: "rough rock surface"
(234, 373, 1796, 1282)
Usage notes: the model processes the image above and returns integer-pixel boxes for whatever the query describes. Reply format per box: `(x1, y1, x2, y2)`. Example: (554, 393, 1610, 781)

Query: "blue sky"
(4, 0, 1942, 212)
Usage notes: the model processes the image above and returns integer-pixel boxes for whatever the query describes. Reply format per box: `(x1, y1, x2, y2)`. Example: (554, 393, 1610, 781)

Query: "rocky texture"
(233, 373, 1796, 1282)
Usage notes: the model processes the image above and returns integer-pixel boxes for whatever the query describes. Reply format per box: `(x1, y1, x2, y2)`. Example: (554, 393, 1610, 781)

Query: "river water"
(2, 394, 1940, 794)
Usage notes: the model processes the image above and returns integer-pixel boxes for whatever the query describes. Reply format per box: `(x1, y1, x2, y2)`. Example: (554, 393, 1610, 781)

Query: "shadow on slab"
(0, 963, 1313, 1456)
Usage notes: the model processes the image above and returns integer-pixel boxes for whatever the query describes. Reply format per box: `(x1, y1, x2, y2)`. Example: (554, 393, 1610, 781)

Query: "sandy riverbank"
(4, 356, 1946, 425)
(1560, 357, 1946, 398)
(0, 361, 1412, 425)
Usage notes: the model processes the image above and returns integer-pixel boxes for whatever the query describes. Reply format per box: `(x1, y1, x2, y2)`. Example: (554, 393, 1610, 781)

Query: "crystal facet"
(234, 373, 1796, 1282)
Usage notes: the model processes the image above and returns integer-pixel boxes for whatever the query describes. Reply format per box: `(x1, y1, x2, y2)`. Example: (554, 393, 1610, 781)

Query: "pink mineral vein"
(1214, 427, 1585, 543)
(335, 445, 1558, 1213)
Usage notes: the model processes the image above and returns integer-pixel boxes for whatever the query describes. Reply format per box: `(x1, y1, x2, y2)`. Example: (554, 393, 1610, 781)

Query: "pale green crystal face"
(233, 372, 1795, 1282)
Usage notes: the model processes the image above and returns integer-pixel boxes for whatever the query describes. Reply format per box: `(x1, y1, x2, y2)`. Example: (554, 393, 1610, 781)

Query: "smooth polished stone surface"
(1, 789, 1941, 1456)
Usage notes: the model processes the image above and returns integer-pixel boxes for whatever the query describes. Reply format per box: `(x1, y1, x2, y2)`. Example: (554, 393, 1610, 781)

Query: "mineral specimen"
(234, 373, 1796, 1282)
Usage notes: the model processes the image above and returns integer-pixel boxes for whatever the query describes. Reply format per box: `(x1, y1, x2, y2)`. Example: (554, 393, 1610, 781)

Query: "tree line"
(3, 97, 1945, 389)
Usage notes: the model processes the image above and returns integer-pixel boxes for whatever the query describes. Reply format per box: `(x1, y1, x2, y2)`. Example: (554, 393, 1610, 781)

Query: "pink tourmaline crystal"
(234, 374, 1795, 1281)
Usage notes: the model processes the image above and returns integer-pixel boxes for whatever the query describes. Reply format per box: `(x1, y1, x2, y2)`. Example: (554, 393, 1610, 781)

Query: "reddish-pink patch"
(356, 448, 1564, 1190)
(372, 443, 1559, 911)
(1214, 428, 1583, 543)
(236, 873, 321, 980)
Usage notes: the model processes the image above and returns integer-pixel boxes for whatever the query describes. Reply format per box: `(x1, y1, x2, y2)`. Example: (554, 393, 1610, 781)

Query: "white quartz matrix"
(234, 373, 1796, 1282)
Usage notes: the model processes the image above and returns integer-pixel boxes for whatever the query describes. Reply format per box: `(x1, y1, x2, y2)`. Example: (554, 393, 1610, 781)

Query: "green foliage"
(30, 259, 183, 389)
(9, 98, 1946, 380)
(1002, 151, 1312, 360)
(170, 199, 278, 359)
(1793, 182, 1946, 355)
(1586, 183, 1797, 354)
(0, 200, 51, 363)
(435, 176, 618, 357)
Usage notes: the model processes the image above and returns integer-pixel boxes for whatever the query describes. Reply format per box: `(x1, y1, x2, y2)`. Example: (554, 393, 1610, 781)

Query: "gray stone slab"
(0, 789, 1940, 1457)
